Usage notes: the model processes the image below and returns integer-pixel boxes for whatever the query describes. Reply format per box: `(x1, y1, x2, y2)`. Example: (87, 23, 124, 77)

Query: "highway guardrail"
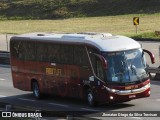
(0, 51, 10, 65)
(148, 67, 160, 74)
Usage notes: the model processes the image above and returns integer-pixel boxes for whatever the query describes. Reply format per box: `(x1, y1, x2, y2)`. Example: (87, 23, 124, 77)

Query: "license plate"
(129, 95, 136, 98)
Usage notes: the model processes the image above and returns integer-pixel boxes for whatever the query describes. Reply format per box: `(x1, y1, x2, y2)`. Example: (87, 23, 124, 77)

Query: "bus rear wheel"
(86, 89, 96, 107)
(32, 81, 41, 99)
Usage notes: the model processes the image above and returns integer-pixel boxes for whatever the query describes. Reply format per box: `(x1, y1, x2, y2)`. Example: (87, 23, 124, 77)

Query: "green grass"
(0, 14, 160, 39)
(130, 32, 160, 39)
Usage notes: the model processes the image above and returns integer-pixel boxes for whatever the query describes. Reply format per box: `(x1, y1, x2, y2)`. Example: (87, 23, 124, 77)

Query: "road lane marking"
(48, 103, 68, 107)
(18, 98, 36, 102)
(156, 99, 160, 102)
(0, 95, 6, 98)
(0, 78, 5, 81)
(129, 117, 142, 120)
(81, 107, 100, 111)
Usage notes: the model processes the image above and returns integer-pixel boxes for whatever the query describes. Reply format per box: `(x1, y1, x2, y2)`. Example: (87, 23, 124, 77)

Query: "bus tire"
(86, 89, 96, 107)
(32, 81, 41, 99)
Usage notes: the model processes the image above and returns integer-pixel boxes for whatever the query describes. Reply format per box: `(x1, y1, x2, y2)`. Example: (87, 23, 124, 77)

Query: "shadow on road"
(0, 93, 135, 118)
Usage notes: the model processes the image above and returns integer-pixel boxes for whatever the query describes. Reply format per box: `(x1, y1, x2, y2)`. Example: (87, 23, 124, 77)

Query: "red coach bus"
(10, 32, 155, 106)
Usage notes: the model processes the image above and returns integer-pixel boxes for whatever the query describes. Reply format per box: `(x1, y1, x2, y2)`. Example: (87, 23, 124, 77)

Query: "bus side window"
(36, 42, 48, 62)
(18, 42, 26, 60)
(96, 59, 104, 80)
(87, 47, 98, 73)
(11, 40, 20, 58)
(48, 44, 61, 63)
(60, 45, 74, 64)
(74, 46, 89, 66)
(88, 47, 105, 81)
(25, 42, 36, 61)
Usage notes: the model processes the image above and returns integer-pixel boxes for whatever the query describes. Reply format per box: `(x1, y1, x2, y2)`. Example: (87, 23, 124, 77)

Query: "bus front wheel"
(86, 89, 96, 107)
(32, 81, 41, 99)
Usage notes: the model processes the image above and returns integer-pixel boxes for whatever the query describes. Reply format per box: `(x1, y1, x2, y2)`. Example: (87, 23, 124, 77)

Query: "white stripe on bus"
(0, 78, 5, 81)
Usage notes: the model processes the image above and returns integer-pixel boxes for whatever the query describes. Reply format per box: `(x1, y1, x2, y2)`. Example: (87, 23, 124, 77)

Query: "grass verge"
(0, 14, 160, 39)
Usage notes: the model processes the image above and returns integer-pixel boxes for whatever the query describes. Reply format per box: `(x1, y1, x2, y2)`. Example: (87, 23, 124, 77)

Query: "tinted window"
(11, 40, 36, 60)
(36, 42, 48, 61)
(11, 40, 21, 58)
(74, 46, 89, 66)
(24, 42, 36, 60)
(87, 47, 99, 71)
(48, 44, 61, 63)
(60, 45, 74, 64)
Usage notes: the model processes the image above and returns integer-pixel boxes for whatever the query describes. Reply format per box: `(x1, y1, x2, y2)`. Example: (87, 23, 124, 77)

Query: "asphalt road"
(0, 65, 160, 120)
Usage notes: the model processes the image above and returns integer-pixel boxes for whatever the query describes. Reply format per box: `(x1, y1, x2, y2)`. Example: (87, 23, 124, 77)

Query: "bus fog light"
(148, 90, 150, 95)
(110, 96, 114, 100)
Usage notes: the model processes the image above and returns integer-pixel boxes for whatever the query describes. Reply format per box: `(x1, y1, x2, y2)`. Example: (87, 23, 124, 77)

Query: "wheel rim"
(33, 83, 39, 97)
(88, 92, 93, 105)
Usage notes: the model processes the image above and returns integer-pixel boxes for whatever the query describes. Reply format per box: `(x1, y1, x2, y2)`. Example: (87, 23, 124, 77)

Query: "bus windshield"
(103, 49, 148, 83)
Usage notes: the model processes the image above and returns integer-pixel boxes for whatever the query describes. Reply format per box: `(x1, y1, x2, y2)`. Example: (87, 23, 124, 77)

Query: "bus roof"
(11, 32, 141, 52)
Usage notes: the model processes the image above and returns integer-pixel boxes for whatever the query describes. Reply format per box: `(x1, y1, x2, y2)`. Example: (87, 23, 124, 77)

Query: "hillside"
(0, 0, 160, 19)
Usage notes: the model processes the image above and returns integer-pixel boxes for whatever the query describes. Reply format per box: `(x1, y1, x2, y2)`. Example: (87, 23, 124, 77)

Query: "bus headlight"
(103, 86, 119, 93)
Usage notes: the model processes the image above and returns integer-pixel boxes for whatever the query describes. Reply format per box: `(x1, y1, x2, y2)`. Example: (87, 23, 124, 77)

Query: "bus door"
(95, 58, 109, 102)
(68, 46, 92, 98)
(90, 53, 109, 103)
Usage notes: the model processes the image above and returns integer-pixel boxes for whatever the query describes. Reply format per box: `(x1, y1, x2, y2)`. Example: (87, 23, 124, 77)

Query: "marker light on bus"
(110, 96, 114, 100)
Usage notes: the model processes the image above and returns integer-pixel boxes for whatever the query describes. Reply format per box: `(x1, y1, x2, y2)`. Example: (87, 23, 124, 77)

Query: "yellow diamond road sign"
(133, 17, 139, 25)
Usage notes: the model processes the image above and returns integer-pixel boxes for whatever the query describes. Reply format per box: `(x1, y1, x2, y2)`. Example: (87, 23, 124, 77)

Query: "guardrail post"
(6, 34, 9, 51)
(5, 105, 12, 111)
(159, 45, 160, 61)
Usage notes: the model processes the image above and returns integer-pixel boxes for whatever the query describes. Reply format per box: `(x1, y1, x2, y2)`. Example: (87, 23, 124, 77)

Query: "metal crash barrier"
(148, 67, 160, 74)
(150, 67, 160, 80)
(0, 51, 10, 65)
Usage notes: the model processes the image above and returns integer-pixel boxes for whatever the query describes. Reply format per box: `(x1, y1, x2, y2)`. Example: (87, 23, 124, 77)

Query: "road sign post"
(133, 17, 139, 34)
(135, 25, 138, 34)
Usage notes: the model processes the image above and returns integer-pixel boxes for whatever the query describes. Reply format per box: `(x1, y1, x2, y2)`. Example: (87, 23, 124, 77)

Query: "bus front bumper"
(104, 83, 151, 103)
(108, 87, 150, 103)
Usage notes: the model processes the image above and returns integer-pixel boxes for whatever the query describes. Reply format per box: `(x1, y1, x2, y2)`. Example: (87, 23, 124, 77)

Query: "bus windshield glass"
(103, 49, 148, 83)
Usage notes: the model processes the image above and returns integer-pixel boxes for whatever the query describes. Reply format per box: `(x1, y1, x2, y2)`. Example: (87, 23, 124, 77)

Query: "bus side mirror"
(93, 53, 108, 69)
(143, 49, 155, 64)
